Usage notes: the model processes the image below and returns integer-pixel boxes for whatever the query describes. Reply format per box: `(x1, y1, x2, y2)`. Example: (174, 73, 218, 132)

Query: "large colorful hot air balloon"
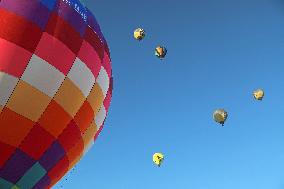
(0, 0, 112, 188)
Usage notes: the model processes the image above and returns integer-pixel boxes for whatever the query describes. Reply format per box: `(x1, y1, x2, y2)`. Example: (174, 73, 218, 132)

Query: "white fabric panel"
(21, 55, 65, 97)
(68, 58, 96, 97)
(95, 105, 106, 128)
(96, 67, 109, 98)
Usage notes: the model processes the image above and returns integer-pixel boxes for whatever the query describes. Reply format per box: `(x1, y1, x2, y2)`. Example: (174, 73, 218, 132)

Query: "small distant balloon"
(134, 28, 145, 41)
(253, 89, 264, 100)
(153, 153, 164, 167)
(213, 109, 228, 126)
(155, 46, 167, 59)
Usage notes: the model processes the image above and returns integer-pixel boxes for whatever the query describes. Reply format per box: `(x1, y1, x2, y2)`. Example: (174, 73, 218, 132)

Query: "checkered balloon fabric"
(0, 0, 112, 188)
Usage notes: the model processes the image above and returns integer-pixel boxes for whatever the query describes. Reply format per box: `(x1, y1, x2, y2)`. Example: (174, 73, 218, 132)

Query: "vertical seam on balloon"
(12, 0, 61, 186)
(93, 44, 112, 139)
(52, 63, 109, 175)
(28, 0, 61, 188)
(56, 78, 100, 169)
(27, 11, 90, 182)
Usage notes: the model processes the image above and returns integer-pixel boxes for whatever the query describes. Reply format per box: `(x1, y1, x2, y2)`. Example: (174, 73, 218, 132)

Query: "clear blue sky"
(54, 0, 284, 188)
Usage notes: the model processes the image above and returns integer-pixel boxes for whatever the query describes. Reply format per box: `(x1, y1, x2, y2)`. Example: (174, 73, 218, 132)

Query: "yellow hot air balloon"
(253, 89, 264, 100)
(134, 28, 145, 41)
(153, 153, 164, 167)
(213, 109, 228, 126)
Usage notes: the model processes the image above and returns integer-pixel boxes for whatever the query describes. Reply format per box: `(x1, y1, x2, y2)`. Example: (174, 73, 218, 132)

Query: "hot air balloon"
(253, 89, 264, 100)
(0, 0, 112, 188)
(153, 153, 164, 167)
(133, 28, 145, 41)
(213, 109, 228, 126)
(155, 46, 167, 59)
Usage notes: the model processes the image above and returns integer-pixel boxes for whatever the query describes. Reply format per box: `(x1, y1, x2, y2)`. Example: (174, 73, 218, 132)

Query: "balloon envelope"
(0, 0, 112, 188)
(155, 46, 167, 59)
(153, 153, 164, 167)
(253, 89, 264, 100)
(213, 109, 228, 126)
(133, 28, 145, 41)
